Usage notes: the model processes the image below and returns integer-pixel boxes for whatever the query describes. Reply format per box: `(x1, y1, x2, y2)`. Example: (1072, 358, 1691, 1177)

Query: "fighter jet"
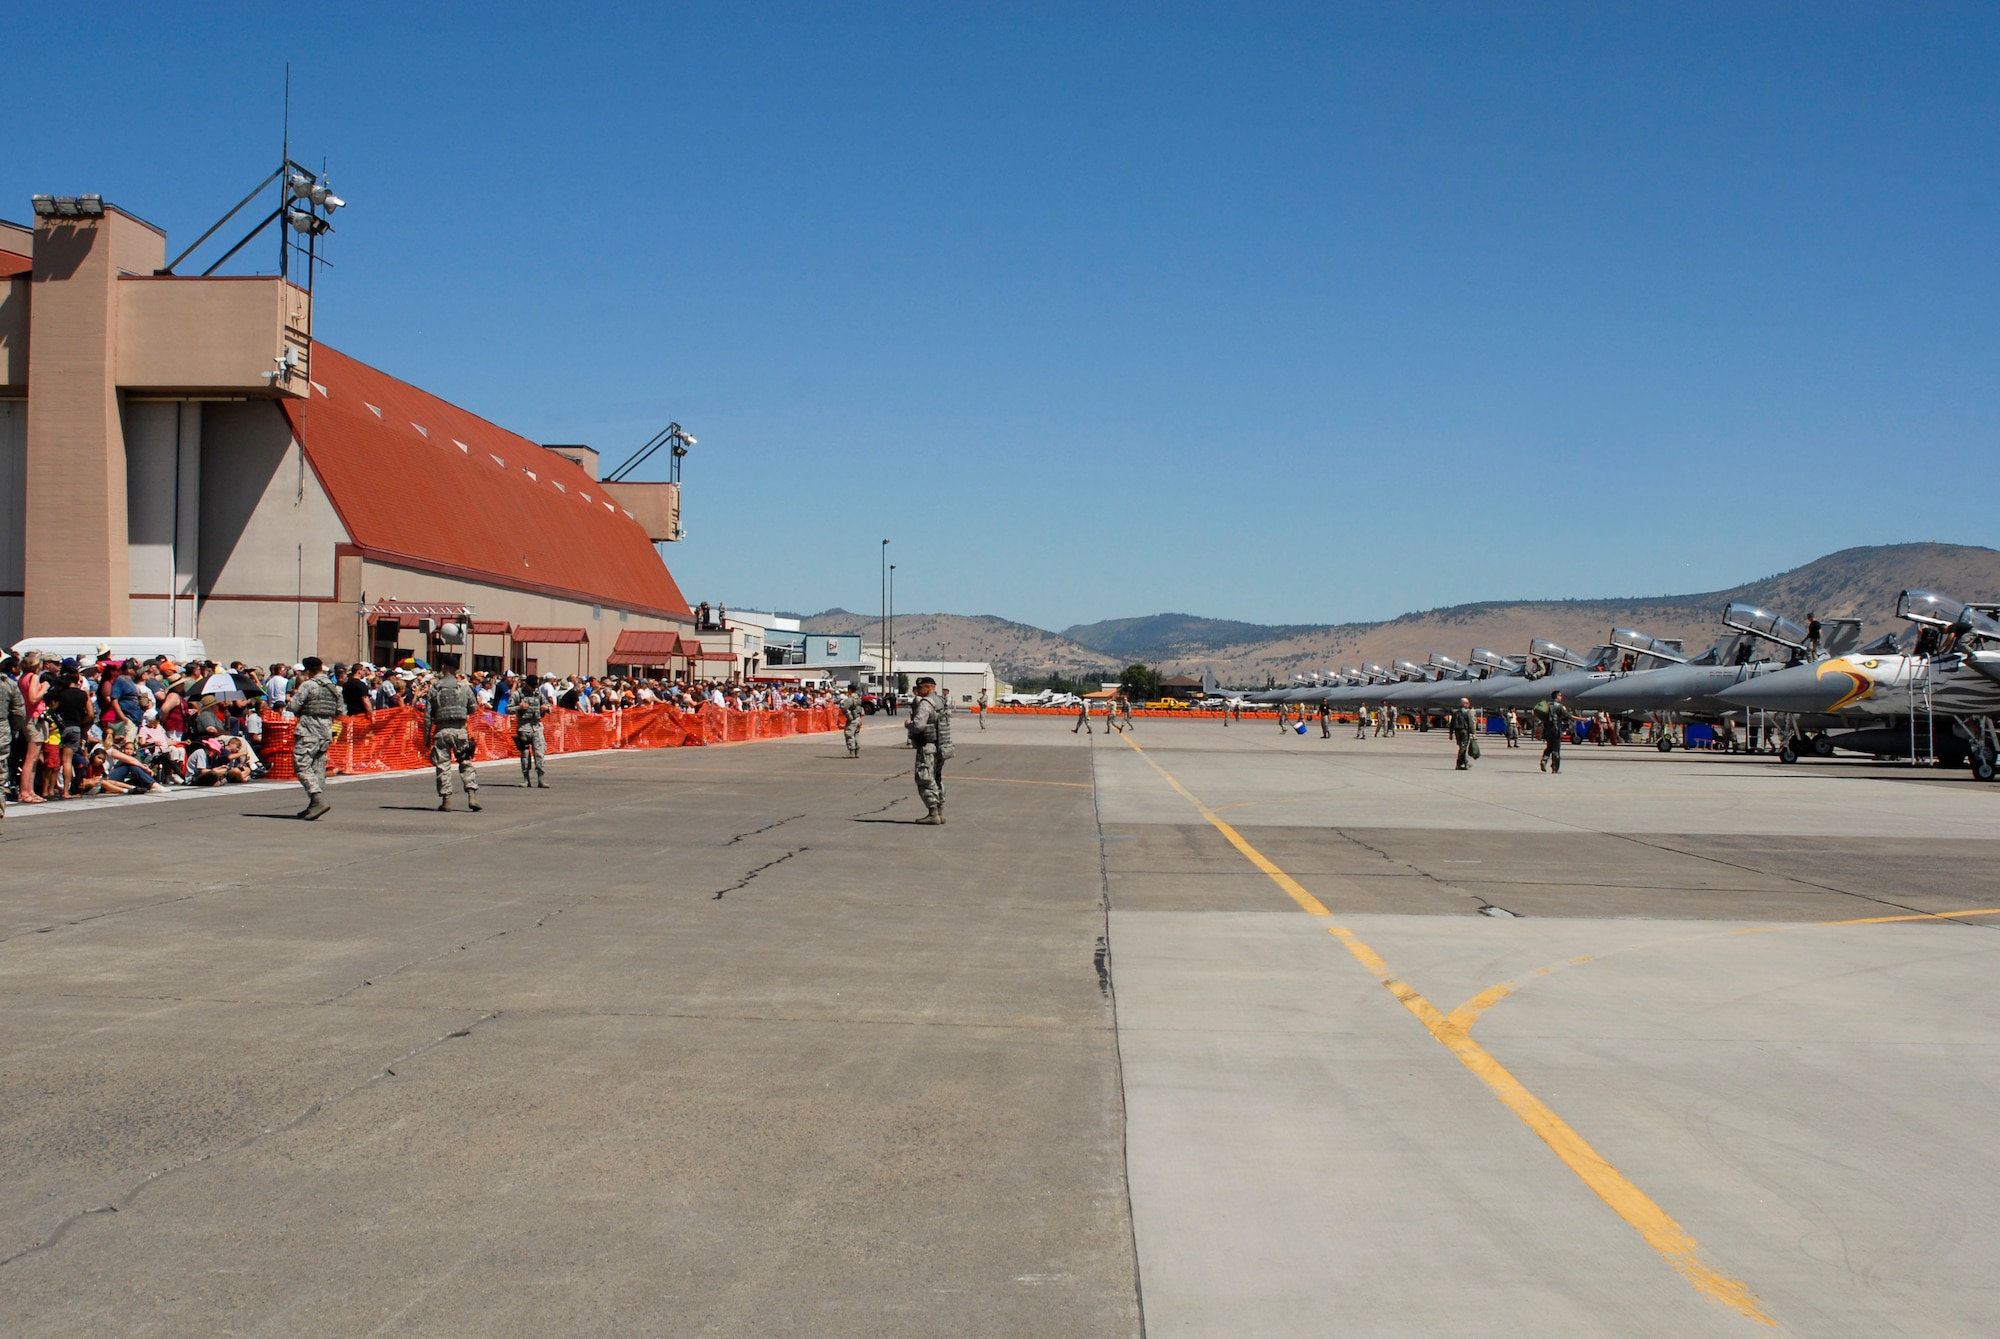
(1480, 639, 1621, 710)
(1568, 606, 1852, 739)
(1717, 591, 2000, 772)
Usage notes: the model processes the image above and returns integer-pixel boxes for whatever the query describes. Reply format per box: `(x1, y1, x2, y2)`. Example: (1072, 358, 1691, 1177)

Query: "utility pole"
(880, 539, 889, 698)
(889, 564, 897, 701)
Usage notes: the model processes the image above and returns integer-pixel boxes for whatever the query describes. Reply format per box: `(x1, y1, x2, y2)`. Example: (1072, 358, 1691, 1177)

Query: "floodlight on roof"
(53, 197, 80, 217)
(287, 209, 330, 236)
(77, 195, 104, 216)
(290, 173, 315, 201)
(30, 195, 55, 216)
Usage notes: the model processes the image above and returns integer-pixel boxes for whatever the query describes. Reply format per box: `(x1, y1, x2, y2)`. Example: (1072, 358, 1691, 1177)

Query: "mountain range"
(801, 543, 2000, 686)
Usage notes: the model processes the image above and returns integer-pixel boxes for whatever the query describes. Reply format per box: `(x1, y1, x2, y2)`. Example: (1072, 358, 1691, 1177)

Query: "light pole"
(889, 564, 897, 703)
(880, 540, 889, 699)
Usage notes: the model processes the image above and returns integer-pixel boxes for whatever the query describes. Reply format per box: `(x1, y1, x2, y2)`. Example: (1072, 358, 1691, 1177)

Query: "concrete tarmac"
(3, 716, 1997, 1335)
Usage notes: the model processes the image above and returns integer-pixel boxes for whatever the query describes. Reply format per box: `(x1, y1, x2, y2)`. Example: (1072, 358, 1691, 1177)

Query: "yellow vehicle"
(1146, 699, 1191, 711)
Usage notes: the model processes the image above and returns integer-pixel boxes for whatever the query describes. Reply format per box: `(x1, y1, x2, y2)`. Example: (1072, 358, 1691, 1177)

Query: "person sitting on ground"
(100, 737, 157, 793)
(185, 738, 255, 786)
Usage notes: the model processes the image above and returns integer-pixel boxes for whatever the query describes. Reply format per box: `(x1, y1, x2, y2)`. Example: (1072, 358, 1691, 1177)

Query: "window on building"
(619, 609, 629, 622)
(592, 604, 602, 620)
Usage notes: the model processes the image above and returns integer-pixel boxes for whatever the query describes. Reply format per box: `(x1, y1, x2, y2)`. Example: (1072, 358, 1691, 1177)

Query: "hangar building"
(0, 196, 695, 676)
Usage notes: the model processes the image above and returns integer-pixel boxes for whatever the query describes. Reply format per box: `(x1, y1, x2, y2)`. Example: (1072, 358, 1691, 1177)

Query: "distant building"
(862, 648, 995, 707)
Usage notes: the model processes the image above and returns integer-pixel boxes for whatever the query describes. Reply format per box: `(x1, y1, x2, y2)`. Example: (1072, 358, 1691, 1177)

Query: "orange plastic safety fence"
(311, 701, 841, 778)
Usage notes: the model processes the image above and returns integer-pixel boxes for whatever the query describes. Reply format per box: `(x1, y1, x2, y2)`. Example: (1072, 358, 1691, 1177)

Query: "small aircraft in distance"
(997, 689, 1082, 707)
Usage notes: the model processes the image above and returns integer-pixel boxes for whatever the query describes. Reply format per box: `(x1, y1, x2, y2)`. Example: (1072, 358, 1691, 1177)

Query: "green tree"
(1119, 664, 1161, 700)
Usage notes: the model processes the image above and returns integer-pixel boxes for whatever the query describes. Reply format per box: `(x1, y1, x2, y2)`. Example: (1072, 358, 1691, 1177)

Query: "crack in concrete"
(0, 1011, 501, 1270)
(316, 896, 598, 1005)
(724, 813, 806, 845)
(0, 892, 206, 946)
(1326, 827, 1501, 913)
(711, 848, 803, 900)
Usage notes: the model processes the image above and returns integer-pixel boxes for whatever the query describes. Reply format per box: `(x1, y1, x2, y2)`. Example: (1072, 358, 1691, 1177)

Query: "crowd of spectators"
(3, 645, 846, 808)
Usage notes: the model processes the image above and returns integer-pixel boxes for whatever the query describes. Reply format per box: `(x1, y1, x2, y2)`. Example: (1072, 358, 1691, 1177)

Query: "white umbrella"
(201, 671, 247, 702)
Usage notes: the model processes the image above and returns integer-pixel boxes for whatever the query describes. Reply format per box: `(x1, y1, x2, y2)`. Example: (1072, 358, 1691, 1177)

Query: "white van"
(11, 637, 209, 664)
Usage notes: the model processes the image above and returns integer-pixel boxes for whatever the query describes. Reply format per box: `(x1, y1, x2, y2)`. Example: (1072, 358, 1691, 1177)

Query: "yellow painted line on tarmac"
(1119, 733, 1777, 1328)
(1734, 906, 2000, 934)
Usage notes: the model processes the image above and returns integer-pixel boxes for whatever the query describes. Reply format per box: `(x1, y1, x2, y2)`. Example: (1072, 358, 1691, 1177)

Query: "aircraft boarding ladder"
(1908, 657, 1938, 766)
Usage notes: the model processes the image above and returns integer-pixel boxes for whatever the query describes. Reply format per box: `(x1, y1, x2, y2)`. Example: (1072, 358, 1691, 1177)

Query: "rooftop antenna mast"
(605, 423, 695, 484)
(157, 64, 345, 294)
(279, 62, 289, 279)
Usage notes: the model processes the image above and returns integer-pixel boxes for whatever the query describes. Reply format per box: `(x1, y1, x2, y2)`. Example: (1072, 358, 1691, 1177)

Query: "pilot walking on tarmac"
(1318, 700, 1331, 738)
(841, 684, 864, 757)
(908, 676, 951, 825)
(1119, 695, 1134, 732)
(290, 657, 340, 820)
(428, 654, 480, 811)
(975, 687, 988, 731)
(1073, 696, 1092, 734)
(1538, 690, 1574, 774)
(1450, 697, 1479, 770)
(512, 674, 549, 786)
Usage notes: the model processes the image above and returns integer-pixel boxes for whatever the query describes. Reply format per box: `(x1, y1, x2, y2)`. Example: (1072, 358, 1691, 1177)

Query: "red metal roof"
(513, 626, 589, 644)
(286, 346, 692, 620)
(468, 620, 510, 636)
(611, 629, 684, 661)
(0, 253, 31, 279)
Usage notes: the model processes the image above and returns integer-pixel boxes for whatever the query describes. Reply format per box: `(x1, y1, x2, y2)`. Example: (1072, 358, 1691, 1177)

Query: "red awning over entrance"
(513, 626, 588, 644)
(611, 630, 683, 662)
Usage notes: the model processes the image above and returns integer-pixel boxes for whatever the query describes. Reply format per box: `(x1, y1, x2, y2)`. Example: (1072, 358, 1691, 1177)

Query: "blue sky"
(9, 4, 1997, 628)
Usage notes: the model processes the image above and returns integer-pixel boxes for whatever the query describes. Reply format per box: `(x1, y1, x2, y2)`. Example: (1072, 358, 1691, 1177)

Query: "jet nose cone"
(1717, 663, 1857, 713)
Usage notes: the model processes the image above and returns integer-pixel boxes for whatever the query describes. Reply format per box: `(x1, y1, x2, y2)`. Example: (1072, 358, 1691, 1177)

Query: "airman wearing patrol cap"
(839, 684, 863, 758)
(427, 653, 480, 811)
(906, 676, 952, 824)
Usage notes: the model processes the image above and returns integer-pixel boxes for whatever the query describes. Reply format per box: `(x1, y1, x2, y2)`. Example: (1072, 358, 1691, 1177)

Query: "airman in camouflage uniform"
(907, 676, 952, 825)
(840, 687, 863, 758)
(428, 655, 480, 811)
(290, 656, 340, 820)
(512, 674, 549, 787)
(0, 656, 26, 821)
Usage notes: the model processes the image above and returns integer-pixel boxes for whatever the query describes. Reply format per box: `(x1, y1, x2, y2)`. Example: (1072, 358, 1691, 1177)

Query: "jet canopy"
(1470, 647, 1520, 671)
(1427, 653, 1465, 674)
(1898, 590, 2000, 642)
(1530, 639, 1585, 668)
(1721, 603, 1809, 651)
(1897, 590, 1966, 627)
(1392, 658, 1426, 679)
(1610, 628, 1686, 664)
